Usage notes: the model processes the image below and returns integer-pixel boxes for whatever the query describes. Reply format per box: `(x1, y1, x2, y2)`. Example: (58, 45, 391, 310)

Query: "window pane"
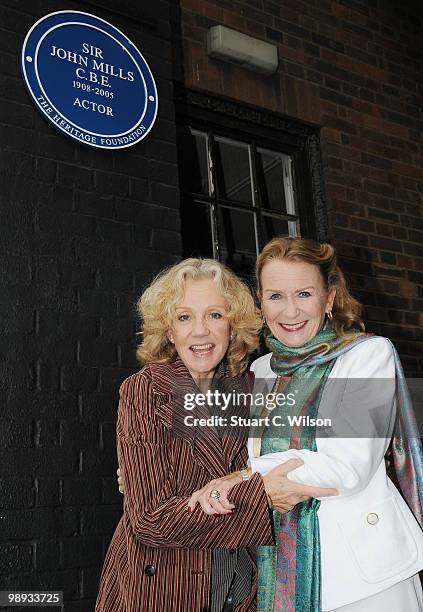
(218, 207, 256, 277)
(257, 148, 291, 213)
(260, 215, 290, 247)
(181, 200, 214, 258)
(177, 128, 209, 195)
(215, 137, 253, 205)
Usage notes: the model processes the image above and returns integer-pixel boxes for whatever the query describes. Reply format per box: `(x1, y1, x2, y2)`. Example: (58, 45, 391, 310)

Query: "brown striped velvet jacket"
(96, 359, 273, 612)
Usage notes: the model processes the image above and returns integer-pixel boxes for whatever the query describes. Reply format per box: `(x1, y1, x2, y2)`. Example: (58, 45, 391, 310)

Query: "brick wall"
(0, 0, 179, 609)
(174, 0, 423, 374)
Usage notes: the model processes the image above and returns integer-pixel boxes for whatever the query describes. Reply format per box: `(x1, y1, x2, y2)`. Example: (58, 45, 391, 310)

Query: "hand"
(117, 467, 124, 494)
(187, 472, 241, 515)
(263, 459, 338, 514)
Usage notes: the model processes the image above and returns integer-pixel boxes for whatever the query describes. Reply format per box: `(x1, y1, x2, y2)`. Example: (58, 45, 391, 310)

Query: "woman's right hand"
(262, 458, 338, 513)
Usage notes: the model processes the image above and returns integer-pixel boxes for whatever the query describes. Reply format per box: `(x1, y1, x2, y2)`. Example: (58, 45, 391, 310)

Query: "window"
(176, 89, 327, 279)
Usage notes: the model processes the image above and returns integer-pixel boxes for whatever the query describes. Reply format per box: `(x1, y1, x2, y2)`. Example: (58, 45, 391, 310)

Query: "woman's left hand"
(188, 472, 241, 515)
(117, 467, 124, 494)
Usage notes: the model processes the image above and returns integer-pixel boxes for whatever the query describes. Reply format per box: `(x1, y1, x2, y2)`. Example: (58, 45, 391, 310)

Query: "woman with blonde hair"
(191, 237, 423, 612)
(96, 257, 335, 612)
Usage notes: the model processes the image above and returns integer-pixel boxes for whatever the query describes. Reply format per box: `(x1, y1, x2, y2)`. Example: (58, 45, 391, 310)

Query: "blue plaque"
(21, 11, 158, 149)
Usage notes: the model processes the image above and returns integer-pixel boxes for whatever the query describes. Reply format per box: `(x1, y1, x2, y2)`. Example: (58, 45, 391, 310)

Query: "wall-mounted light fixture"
(207, 25, 278, 75)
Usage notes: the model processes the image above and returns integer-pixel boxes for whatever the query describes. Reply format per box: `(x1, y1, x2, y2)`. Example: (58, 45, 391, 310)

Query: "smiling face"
(167, 278, 231, 382)
(260, 259, 336, 347)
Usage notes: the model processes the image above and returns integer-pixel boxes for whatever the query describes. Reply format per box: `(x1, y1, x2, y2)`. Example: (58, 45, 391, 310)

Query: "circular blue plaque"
(21, 11, 158, 149)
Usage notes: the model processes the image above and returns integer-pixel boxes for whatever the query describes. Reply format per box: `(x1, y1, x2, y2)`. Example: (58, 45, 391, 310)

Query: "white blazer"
(249, 337, 423, 611)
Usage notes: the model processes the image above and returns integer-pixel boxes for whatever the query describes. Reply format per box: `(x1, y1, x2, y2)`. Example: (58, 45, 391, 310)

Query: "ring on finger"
(209, 489, 221, 500)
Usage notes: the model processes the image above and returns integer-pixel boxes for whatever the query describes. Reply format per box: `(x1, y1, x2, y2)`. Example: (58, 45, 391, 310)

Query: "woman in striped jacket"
(96, 258, 335, 612)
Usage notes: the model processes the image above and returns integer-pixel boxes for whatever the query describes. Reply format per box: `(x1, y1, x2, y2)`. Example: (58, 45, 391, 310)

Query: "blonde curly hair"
(136, 258, 261, 376)
(256, 237, 365, 337)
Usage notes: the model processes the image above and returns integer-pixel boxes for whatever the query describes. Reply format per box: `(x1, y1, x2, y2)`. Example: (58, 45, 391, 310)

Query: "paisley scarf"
(255, 321, 423, 612)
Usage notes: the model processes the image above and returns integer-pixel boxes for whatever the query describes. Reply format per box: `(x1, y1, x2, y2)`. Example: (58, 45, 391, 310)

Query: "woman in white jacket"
(190, 237, 423, 612)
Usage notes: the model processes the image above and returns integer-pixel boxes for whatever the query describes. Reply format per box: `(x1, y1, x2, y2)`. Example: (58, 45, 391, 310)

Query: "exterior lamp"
(207, 25, 278, 75)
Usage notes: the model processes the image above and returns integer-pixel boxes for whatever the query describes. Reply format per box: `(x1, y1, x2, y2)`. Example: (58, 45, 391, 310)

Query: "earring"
(230, 331, 234, 341)
(326, 310, 333, 321)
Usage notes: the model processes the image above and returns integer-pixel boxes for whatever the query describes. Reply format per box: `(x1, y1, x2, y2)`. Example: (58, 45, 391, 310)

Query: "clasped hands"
(187, 459, 338, 515)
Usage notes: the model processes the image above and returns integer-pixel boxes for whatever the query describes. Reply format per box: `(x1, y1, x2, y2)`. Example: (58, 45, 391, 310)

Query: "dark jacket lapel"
(218, 372, 253, 470)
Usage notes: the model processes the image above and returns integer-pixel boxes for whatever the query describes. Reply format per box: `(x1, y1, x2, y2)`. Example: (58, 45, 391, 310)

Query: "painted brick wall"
(0, 0, 179, 609)
(173, 0, 423, 374)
